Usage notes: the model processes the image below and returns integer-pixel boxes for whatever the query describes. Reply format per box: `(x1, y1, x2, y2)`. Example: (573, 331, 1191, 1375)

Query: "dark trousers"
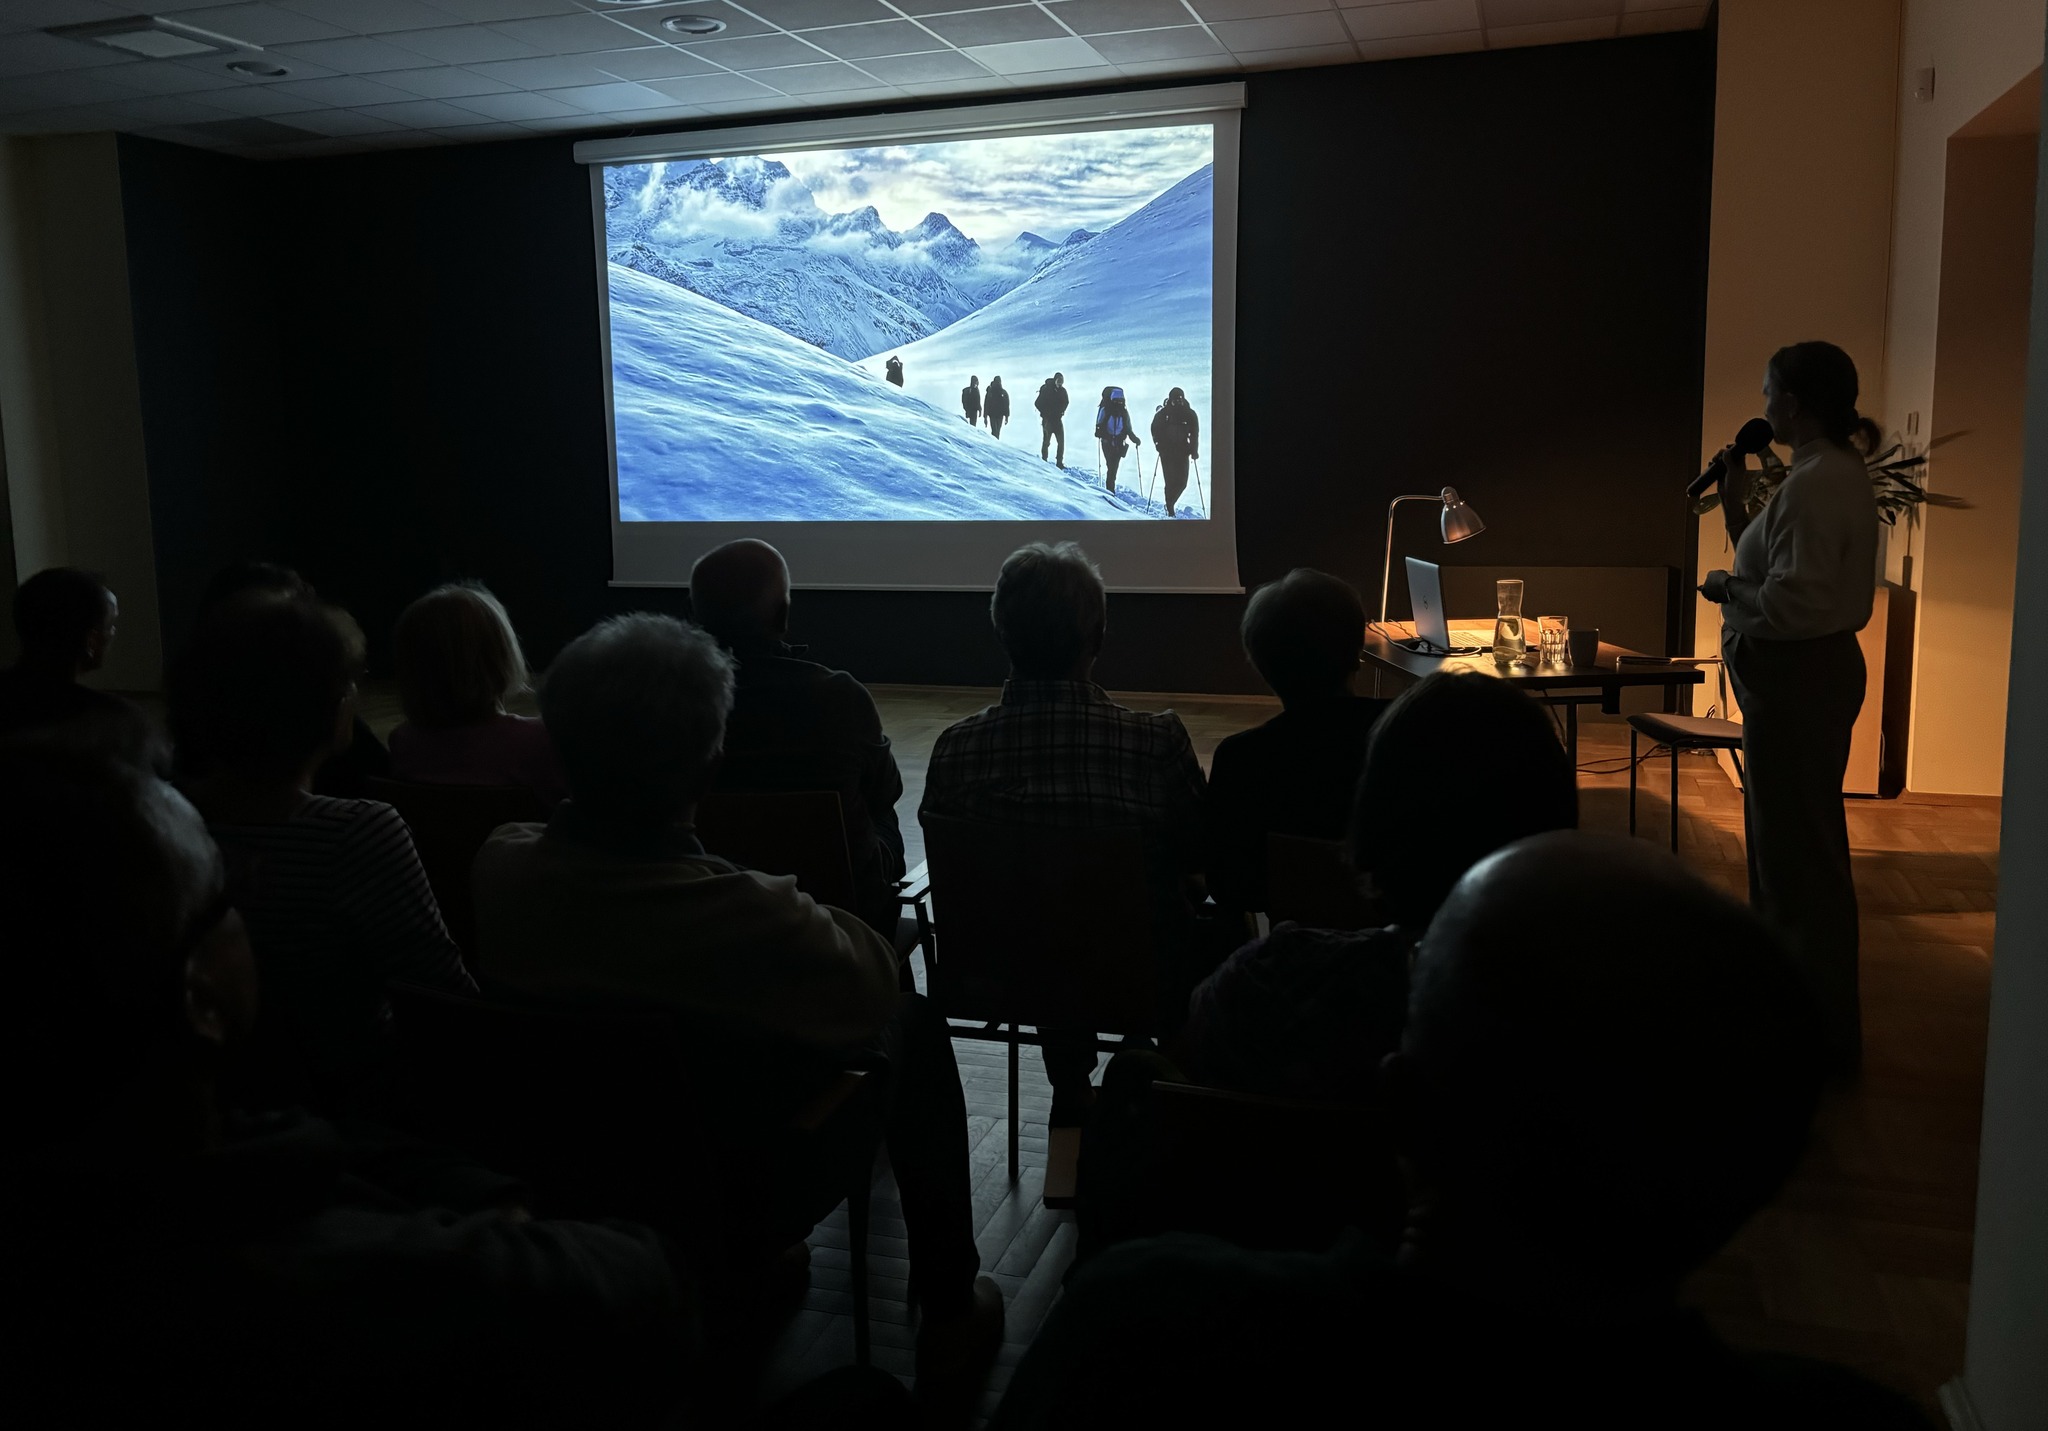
(1040, 418, 1064, 464)
(1723, 627, 1867, 1065)
(963, 407, 978, 426)
(1158, 452, 1189, 512)
(989, 414, 1005, 439)
(1103, 443, 1126, 490)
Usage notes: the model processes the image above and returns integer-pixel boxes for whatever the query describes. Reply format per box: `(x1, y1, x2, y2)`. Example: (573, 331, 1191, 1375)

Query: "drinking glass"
(1538, 615, 1569, 666)
(1492, 579, 1526, 662)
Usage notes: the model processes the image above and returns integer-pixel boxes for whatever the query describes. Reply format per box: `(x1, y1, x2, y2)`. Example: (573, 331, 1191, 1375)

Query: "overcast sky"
(766, 122, 1212, 250)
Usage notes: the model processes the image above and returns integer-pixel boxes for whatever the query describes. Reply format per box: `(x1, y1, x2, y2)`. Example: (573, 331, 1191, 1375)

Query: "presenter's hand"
(1700, 570, 1731, 604)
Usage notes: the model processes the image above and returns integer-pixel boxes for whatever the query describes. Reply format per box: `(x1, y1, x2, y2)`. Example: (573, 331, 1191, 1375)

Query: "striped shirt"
(208, 795, 475, 1104)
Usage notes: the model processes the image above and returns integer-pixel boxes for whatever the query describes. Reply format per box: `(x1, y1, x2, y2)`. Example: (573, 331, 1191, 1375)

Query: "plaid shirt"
(920, 680, 1208, 868)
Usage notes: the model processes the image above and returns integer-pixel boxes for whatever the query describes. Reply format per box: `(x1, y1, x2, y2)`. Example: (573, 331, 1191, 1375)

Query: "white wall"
(0, 133, 161, 690)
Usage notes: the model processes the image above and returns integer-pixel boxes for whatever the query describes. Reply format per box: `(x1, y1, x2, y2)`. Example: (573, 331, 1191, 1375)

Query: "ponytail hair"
(1769, 341, 1883, 454)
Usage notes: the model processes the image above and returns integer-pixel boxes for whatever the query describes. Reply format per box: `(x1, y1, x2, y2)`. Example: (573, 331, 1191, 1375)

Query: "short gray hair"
(539, 613, 734, 821)
(991, 542, 1105, 678)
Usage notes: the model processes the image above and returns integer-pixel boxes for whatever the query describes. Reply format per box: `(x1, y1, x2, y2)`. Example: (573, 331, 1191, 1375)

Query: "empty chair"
(1626, 712, 1744, 852)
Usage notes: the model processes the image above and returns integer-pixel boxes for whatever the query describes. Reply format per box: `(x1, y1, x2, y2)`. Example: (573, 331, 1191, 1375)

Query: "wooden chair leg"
(1628, 728, 1639, 835)
(1007, 1032, 1020, 1183)
(1670, 743, 1681, 853)
(849, 1163, 872, 1368)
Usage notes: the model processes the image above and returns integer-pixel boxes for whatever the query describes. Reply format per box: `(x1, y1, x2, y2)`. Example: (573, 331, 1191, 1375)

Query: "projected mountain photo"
(603, 124, 1213, 523)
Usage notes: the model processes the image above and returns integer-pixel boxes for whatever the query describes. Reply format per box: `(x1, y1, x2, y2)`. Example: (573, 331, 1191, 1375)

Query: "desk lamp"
(1378, 486, 1486, 629)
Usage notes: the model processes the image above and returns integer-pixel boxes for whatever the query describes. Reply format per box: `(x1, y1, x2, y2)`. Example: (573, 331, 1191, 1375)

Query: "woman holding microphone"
(1701, 341, 1880, 1072)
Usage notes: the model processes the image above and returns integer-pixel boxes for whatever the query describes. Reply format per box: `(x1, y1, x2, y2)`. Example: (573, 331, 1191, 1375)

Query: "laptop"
(1404, 557, 1453, 652)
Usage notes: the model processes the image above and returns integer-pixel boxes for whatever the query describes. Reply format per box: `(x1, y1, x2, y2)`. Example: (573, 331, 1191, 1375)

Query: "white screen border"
(575, 84, 1245, 594)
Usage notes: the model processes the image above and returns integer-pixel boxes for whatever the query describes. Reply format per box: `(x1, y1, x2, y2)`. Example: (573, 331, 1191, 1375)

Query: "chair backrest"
(362, 777, 545, 959)
(921, 813, 1159, 1033)
(697, 788, 859, 913)
(1264, 833, 1379, 931)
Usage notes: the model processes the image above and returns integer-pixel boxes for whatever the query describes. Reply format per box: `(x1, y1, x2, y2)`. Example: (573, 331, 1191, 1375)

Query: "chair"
(387, 981, 881, 1365)
(362, 777, 545, 960)
(1626, 713, 1744, 852)
(1263, 833, 1380, 931)
(921, 814, 1160, 1182)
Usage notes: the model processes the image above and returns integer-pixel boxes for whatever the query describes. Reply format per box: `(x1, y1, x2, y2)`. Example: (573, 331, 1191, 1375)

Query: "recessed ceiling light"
(48, 15, 259, 59)
(227, 59, 289, 78)
(661, 15, 728, 35)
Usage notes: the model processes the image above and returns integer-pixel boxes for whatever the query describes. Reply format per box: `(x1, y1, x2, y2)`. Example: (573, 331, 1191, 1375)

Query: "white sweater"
(1722, 438, 1878, 642)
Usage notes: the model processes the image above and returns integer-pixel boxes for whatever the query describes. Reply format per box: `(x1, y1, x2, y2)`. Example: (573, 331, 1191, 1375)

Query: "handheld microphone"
(1688, 417, 1777, 500)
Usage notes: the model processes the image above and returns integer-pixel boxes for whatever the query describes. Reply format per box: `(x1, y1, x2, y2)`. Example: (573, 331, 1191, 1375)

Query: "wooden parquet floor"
(355, 681, 1993, 1419)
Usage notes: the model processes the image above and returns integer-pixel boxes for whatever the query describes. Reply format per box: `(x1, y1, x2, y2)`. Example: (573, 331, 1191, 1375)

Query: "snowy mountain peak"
(1062, 228, 1097, 247)
(909, 211, 967, 241)
(669, 155, 798, 211)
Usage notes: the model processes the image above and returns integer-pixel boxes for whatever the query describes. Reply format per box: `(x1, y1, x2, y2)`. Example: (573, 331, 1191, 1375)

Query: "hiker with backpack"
(1035, 372, 1069, 466)
(985, 377, 1010, 440)
(885, 356, 904, 387)
(1150, 387, 1201, 515)
(962, 376, 981, 426)
(1095, 385, 1142, 493)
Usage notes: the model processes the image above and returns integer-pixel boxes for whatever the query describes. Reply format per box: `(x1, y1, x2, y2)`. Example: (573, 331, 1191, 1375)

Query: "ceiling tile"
(1188, 0, 1336, 19)
(1209, 10, 1349, 50)
(798, 21, 946, 61)
(920, 6, 1068, 47)
(266, 73, 423, 106)
(376, 65, 517, 97)
(98, 59, 246, 94)
(1485, 15, 1618, 45)
(537, 79, 675, 112)
(1354, 29, 1484, 58)
(588, 46, 718, 81)
(1113, 54, 1238, 75)
(104, 93, 237, 125)
(1046, 0, 1202, 34)
(742, 0, 898, 28)
(607, 2, 778, 46)
(1342, 0, 1478, 42)
(642, 70, 780, 103)
(0, 0, 131, 35)
(852, 49, 993, 84)
(887, 0, 1000, 11)
(420, 0, 581, 16)
(465, 54, 615, 88)
(683, 33, 827, 71)
(1004, 63, 1122, 88)
(962, 34, 1106, 74)
(0, 31, 136, 76)
(1086, 25, 1224, 62)
(754, 61, 890, 94)
(159, 4, 350, 45)
(197, 81, 333, 113)
(275, 105, 406, 135)
(353, 97, 497, 126)
(1618, 6, 1705, 35)
(486, 11, 651, 55)
(276, 0, 457, 34)
(384, 24, 541, 64)
(450, 88, 581, 120)
(1232, 38, 1359, 66)
(271, 35, 439, 72)
(1479, 0, 1619, 23)
(0, 70, 135, 106)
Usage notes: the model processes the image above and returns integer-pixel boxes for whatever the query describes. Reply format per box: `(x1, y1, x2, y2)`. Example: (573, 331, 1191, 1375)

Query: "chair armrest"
(790, 1069, 869, 1133)
(896, 861, 931, 903)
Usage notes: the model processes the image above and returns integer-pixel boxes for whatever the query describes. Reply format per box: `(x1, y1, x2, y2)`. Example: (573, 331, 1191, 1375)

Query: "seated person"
(0, 567, 146, 748)
(1207, 568, 1390, 914)
(473, 613, 1003, 1405)
(1181, 670, 1578, 1103)
(185, 560, 392, 797)
(996, 834, 1930, 1430)
(389, 580, 568, 807)
(0, 741, 691, 1428)
(690, 539, 906, 935)
(170, 592, 475, 1109)
(920, 542, 1208, 1121)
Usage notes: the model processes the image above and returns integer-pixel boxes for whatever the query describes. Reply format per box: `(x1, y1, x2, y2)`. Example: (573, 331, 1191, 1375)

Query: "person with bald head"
(690, 538, 908, 936)
(996, 834, 1929, 1430)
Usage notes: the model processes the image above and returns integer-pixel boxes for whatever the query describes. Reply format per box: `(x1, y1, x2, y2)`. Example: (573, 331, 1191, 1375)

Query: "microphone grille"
(1737, 417, 1777, 452)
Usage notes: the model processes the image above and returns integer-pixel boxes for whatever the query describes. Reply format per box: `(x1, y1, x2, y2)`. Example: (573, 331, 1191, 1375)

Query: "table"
(1362, 624, 1705, 766)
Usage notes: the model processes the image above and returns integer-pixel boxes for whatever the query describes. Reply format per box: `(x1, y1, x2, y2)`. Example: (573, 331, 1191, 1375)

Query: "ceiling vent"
(48, 15, 260, 60)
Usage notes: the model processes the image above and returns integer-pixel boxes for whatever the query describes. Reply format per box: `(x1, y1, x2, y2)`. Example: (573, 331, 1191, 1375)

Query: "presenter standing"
(1701, 341, 1880, 1071)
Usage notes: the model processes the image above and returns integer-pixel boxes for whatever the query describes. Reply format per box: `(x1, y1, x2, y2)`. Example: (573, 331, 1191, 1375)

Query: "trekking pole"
(1192, 457, 1206, 517)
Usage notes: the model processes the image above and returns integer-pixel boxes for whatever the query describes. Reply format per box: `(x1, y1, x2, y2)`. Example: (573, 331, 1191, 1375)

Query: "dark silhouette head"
(1240, 568, 1365, 707)
(539, 614, 733, 836)
(170, 594, 357, 784)
(1350, 671, 1576, 926)
(991, 542, 1105, 682)
(970, 375, 979, 385)
(1766, 341, 1883, 454)
(394, 581, 530, 730)
(198, 560, 312, 614)
(13, 567, 116, 675)
(689, 538, 791, 650)
(991, 375, 1003, 388)
(1388, 832, 1825, 1297)
(1053, 372, 1063, 384)
(1169, 386, 1185, 403)
(0, 740, 255, 1153)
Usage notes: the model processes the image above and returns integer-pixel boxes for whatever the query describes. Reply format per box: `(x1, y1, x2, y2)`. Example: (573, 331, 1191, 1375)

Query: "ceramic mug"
(1566, 628, 1601, 667)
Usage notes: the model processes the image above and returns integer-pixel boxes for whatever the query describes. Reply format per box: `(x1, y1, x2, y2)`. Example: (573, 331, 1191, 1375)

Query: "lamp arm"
(1379, 493, 1453, 625)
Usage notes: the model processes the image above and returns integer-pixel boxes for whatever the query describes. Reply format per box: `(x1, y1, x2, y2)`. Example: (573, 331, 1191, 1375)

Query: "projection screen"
(574, 84, 1243, 592)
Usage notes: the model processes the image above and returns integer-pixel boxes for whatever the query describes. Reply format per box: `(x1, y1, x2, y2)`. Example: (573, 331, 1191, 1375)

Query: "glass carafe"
(1493, 578, 1526, 662)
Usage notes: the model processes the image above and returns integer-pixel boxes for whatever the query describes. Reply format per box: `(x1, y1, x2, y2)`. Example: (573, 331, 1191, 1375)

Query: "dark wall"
(124, 32, 1713, 693)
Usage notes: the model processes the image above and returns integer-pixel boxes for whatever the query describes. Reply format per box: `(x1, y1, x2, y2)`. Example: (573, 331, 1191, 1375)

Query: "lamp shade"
(1440, 487, 1485, 543)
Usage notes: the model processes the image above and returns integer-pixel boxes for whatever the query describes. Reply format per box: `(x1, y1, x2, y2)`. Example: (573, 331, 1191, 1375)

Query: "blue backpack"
(1097, 387, 1129, 442)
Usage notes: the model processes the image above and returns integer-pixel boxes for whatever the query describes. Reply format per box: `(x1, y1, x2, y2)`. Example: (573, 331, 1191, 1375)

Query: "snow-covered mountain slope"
(609, 263, 1152, 523)
(872, 164, 1214, 517)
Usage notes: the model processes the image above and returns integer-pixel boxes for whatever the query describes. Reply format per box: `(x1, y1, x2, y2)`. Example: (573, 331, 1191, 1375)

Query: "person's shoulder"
(297, 793, 390, 832)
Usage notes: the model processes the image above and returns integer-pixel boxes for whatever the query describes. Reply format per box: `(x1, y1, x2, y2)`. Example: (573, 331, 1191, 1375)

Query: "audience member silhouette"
(1206, 568, 1390, 915)
(471, 613, 1004, 1409)
(389, 580, 568, 807)
(170, 592, 474, 1110)
(691, 539, 908, 936)
(0, 567, 146, 751)
(0, 742, 692, 1428)
(996, 834, 1932, 1430)
(921, 542, 1208, 1123)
